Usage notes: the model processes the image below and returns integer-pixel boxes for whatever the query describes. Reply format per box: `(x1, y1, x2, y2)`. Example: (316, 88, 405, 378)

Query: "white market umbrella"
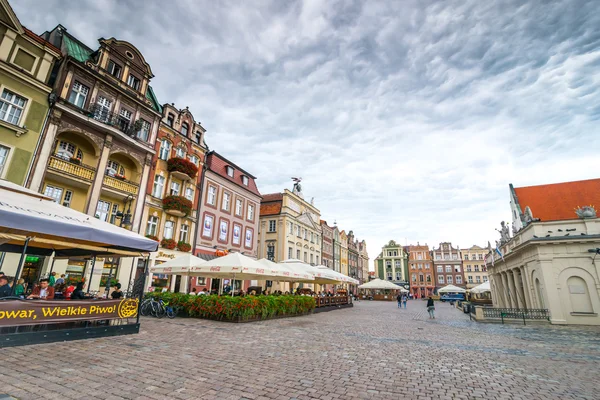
(191, 251, 286, 281)
(280, 259, 341, 284)
(257, 258, 314, 282)
(314, 264, 359, 285)
(149, 253, 206, 276)
(469, 281, 491, 293)
(358, 278, 408, 292)
(438, 284, 466, 293)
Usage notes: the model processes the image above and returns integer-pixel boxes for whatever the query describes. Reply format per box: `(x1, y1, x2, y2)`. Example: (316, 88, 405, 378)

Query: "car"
(440, 293, 465, 302)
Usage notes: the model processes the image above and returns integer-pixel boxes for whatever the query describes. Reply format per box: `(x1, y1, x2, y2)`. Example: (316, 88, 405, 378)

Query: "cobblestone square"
(2, 301, 599, 400)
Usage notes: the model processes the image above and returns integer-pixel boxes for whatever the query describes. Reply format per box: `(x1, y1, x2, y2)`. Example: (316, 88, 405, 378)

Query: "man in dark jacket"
(396, 293, 402, 309)
(0, 275, 12, 298)
(426, 296, 435, 319)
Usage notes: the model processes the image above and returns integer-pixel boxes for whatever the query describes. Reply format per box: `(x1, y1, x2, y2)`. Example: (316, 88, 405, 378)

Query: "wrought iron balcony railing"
(87, 104, 139, 135)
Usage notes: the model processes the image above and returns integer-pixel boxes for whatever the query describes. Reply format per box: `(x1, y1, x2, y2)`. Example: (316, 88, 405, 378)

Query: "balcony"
(48, 155, 95, 181)
(103, 174, 139, 194)
(166, 157, 198, 181)
(162, 195, 193, 217)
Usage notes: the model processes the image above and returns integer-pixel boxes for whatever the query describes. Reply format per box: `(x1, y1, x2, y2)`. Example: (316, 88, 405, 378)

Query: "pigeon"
(566, 228, 576, 232)
(557, 229, 563, 232)
(533, 235, 538, 238)
(547, 230, 553, 233)
(546, 234, 551, 237)
(565, 233, 570, 236)
(581, 233, 586, 236)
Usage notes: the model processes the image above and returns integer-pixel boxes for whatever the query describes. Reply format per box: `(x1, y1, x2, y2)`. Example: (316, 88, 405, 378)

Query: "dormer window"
(195, 131, 201, 144)
(127, 74, 141, 91)
(107, 60, 122, 79)
(167, 113, 174, 127)
(242, 175, 249, 186)
(181, 122, 189, 136)
(226, 166, 234, 177)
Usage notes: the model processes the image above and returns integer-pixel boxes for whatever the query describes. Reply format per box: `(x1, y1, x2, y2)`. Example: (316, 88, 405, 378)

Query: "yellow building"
(340, 230, 348, 277)
(461, 245, 489, 289)
(258, 185, 322, 291)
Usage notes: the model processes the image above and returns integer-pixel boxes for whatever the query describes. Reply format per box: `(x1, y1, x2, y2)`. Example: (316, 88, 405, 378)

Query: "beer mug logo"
(118, 298, 139, 318)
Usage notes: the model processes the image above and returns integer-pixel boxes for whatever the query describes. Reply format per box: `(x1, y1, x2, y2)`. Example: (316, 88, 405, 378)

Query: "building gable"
(0, 0, 23, 34)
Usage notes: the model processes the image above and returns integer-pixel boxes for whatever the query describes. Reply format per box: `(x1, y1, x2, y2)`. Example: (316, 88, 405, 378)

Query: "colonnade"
(490, 265, 540, 310)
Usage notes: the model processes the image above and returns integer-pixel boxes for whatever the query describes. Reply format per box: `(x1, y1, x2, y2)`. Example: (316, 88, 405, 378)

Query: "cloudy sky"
(14, 0, 600, 263)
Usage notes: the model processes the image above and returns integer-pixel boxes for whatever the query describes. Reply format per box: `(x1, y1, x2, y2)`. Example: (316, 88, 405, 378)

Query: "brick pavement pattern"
(1, 301, 600, 400)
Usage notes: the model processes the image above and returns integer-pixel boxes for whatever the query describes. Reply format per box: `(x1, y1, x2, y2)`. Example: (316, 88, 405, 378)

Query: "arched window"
(106, 160, 124, 177)
(175, 147, 185, 158)
(181, 122, 189, 136)
(56, 141, 76, 159)
(567, 276, 594, 313)
(159, 139, 171, 160)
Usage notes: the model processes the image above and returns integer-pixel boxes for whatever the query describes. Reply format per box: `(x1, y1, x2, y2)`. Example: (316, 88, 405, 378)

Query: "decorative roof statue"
(310, 197, 314, 206)
(291, 177, 303, 198)
(523, 206, 534, 224)
(495, 221, 510, 244)
(575, 205, 597, 219)
(512, 221, 518, 236)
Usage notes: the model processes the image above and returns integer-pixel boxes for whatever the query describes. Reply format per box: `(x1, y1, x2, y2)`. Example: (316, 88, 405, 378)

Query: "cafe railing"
(315, 295, 350, 308)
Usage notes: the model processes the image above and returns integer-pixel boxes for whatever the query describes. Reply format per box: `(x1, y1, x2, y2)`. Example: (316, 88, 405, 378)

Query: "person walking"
(402, 294, 408, 309)
(426, 296, 435, 319)
(396, 293, 402, 309)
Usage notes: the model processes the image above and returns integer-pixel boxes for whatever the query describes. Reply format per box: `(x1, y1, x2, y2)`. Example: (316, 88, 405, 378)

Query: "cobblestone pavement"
(2, 300, 600, 400)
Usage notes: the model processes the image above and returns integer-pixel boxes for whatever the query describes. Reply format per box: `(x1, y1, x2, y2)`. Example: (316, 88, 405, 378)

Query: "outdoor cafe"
(0, 180, 158, 347)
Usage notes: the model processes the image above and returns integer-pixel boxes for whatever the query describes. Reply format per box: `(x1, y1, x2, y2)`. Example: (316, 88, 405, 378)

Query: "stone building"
(195, 151, 261, 292)
(432, 242, 465, 290)
(358, 240, 369, 285)
(461, 245, 488, 289)
(143, 104, 207, 293)
(0, 0, 60, 186)
(407, 244, 434, 298)
(340, 230, 348, 277)
(333, 225, 341, 273)
(347, 231, 359, 280)
(320, 220, 334, 268)
(487, 178, 600, 325)
(374, 240, 409, 291)
(14, 24, 162, 291)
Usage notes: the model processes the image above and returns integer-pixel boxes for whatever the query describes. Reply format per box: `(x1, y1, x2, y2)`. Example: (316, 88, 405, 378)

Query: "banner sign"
(0, 299, 139, 327)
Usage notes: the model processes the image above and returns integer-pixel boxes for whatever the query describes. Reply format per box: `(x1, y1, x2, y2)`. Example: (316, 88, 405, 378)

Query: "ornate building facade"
(320, 220, 334, 268)
(340, 230, 348, 277)
(407, 244, 434, 298)
(432, 242, 465, 290)
(461, 245, 488, 289)
(488, 178, 600, 325)
(143, 104, 207, 293)
(333, 225, 341, 273)
(374, 240, 409, 291)
(358, 240, 369, 285)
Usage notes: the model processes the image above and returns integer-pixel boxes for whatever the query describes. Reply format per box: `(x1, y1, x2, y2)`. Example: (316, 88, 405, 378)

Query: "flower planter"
(146, 235, 159, 241)
(69, 157, 82, 165)
(167, 157, 198, 181)
(160, 238, 177, 250)
(177, 241, 191, 252)
(162, 195, 192, 217)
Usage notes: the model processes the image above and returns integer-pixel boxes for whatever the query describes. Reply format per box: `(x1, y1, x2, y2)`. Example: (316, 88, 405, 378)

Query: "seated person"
(110, 283, 123, 299)
(71, 282, 93, 300)
(27, 278, 55, 299)
(64, 283, 76, 299)
(0, 275, 12, 298)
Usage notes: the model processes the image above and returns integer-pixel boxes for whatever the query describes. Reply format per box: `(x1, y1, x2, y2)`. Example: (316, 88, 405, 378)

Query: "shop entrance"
(21, 255, 45, 292)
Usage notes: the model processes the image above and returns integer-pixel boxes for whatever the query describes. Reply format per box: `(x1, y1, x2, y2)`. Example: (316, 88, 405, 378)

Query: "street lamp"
(114, 194, 134, 228)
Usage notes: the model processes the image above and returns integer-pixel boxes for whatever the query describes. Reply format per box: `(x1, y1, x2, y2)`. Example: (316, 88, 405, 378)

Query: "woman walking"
(426, 296, 435, 319)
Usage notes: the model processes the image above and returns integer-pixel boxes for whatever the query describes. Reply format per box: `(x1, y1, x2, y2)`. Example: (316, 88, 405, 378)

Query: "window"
(159, 140, 171, 160)
(226, 166, 234, 177)
(267, 244, 275, 261)
(447, 275, 453, 284)
(456, 276, 462, 284)
(109, 203, 119, 224)
(222, 192, 231, 211)
(395, 260, 401, 269)
(304, 252, 308, 262)
(476, 276, 481, 283)
(296, 249, 300, 259)
(303, 229, 308, 240)
(474, 265, 480, 272)
(296, 225, 301, 237)
(478, 254, 483, 260)
(288, 247, 293, 259)
(0, 90, 27, 125)
(195, 131, 201, 144)
(436, 255, 441, 260)
(426, 275, 431, 282)
(56, 141, 77, 160)
(146, 216, 158, 236)
(164, 221, 174, 240)
(181, 122, 189, 136)
(235, 198, 243, 216)
(242, 175, 249, 186)
(412, 274, 417, 282)
(444, 254, 449, 260)
(175, 147, 185, 158)
(425, 263, 430, 269)
(44, 185, 63, 203)
(468, 275, 473, 283)
(454, 265, 461, 273)
(247, 204, 254, 220)
(180, 224, 189, 243)
(94, 96, 112, 122)
(396, 273, 401, 280)
(170, 181, 180, 196)
(483, 276, 488, 282)
(95, 200, 111, 221)
(445, 266, 452, 273)
(268, 220, 276, 232)
(452, 254, 458, 260)
(207, 186, 216, 205)
(466, 265, 472, 272)
(386, 260, 392, 268)
(464, 255, 469, 260)
(107, 60, 122, 78)
(106, 160, 123, 177)
(62, 190, 73, 207)
(167, 113, 174, 127)
(419, 274, 424, 282)
(482, 266, 487, 272)
(189, 155, 199, 165)
(185, 187, 194, 201)
(316, 256, 319, 265)
(152, 174, 165, 198)
(387, 273, 392, 280)
(0, 145, 9, 177)
(118, 108, 132, 132)
(411, 264, 416, 270)
(438, 275, 445, 284)
(417, 253, 423, 260)
(138, 119, 151, 141)
(68, 81, 89, 108)
(310, 254, 314, 264)
(127, 74, 140, 91)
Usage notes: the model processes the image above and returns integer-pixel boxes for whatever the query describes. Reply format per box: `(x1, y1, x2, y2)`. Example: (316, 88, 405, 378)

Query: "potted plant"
(114, 173, 126, 181)
(162, 195, 193, 216)
(167, 157, 198, 179)
(160, 238, 177, 250)
(177, 241, 191, 252)
(69, 157, 82, 165)
(146, 234, 159, 241)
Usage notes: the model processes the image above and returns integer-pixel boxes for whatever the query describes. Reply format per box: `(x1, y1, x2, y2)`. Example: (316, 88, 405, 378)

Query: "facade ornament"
(523, 206, 534, 225)
(291, 177, 303, 198)
(512, 221, 518, 236)
(496, 221, 510, 244)
(575, 205, 597, 219)
(310, 197, 314, 206)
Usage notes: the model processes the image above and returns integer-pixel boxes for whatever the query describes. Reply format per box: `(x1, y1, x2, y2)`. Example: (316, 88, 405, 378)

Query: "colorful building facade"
(407, 244, 434, 298)
(461, 245, 488, 289)
(432, 242, 465, 290)
(374, 240, 409, 290)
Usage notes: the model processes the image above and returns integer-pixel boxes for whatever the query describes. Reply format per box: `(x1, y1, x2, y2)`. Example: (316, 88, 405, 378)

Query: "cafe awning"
(0, 180, 158, 256)
(358, 278, 408, 291)
(438, 284, 466, 293)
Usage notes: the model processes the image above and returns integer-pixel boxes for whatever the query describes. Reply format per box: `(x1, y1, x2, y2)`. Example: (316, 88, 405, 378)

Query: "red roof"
(262, 193, 283, 202)
(260, 202, 282, 216)
(23, 27, 61, 54)
(206, 152, 261, 197)
(513, 178, 600, 222)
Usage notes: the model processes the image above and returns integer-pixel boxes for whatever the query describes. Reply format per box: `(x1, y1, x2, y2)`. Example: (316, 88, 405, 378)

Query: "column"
(179, 276, 189, 294)
(521, 264, 536, 308)
(506, 270, 519, 309)
(518, 266, 531, 309)
(36, 52, 55, 82)
(501, 272, 513, 308)
(85, 135, 112, 215)
(132, 155, 152, 232)
(169, 275, 177, 292)
(28, 112, 61, 191)
(511, 269, 524, 309)
(489, 274, 500, 307)
(0, 29, 17, 61)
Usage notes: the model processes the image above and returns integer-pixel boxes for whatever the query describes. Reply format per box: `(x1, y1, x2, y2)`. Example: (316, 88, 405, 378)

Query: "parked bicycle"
(140, 297, 177, 319)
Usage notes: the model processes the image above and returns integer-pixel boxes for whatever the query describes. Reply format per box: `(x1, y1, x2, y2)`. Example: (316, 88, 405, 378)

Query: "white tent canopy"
(314, 264, 359, 285)
(358, 278, 408, 292)
(438, 284, 466, 293)
(469, 281, 491, 293)
(149, 254, 206, 275)
(190, 252, 285, 280)
(257, 258, 314, 282)
(279, 259, 341, 284)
